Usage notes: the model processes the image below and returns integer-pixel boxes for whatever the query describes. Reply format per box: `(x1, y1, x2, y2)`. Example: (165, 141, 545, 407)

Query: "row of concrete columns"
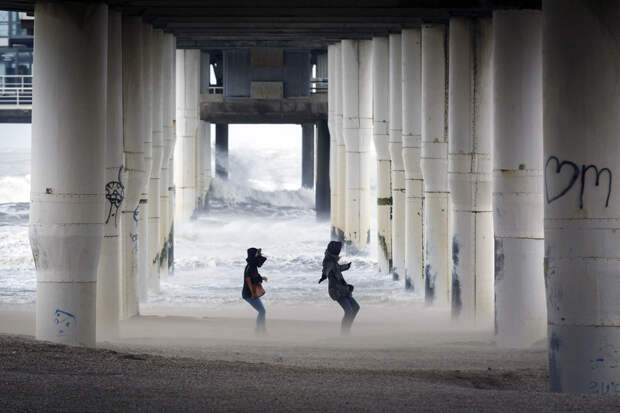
(30, 3, 179, 346)
(327, 1, 620, 393)
(328, 15, 542, 337)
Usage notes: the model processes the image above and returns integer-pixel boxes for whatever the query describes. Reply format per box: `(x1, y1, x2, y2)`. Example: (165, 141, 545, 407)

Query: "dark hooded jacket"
(242, 247, 266, 299)
(320, 241, 353, 301)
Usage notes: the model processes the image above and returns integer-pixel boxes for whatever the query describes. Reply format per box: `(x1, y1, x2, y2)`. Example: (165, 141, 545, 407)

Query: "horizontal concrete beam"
(200, 94, 327, 124)
(0, 108, 31, 123)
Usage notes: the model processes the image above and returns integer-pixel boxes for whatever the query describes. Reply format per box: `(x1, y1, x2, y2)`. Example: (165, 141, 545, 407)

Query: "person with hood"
(319, 241, 359, 334)
(242, 247, 268, 333)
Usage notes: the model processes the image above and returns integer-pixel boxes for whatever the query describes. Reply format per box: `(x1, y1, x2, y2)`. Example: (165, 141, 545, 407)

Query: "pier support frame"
(215, 123, 229, 179)
(543, 0, 620, 393)
(448, 17, 494, 326)
(493, 10, 546, 348)
(302, 123, 314, 189)
(401, 28, 423, 291)
(389, 33, 404, 280)
(342, 39, 371, 251)
(174, 49, 200, 223)
(120, 16, 145, 320)
(372, 36, 392, 274)
(315, 120, 331, 220)
(97, 10, 123, 339)
(31, 2, 108, 346)
(327, 44, 338, 235)
(421, 24, 450, 306)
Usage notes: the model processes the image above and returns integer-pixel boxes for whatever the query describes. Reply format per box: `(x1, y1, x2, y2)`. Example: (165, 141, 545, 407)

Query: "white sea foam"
(0, 175, 30, 203)
(0, 125, 414, 309)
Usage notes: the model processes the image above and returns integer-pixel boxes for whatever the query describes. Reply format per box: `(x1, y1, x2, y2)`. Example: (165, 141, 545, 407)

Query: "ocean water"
(0, 124, 417, 309)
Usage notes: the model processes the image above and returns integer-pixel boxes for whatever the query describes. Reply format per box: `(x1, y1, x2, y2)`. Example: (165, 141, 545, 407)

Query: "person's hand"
(348, 284, 354, 292)
(262, 276, 268, 282)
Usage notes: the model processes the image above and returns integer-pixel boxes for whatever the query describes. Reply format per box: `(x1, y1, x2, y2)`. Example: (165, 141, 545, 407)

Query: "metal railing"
(310, 78, 327, 94)
(208, 85, 223, 94)
(0, 75, 33, 106)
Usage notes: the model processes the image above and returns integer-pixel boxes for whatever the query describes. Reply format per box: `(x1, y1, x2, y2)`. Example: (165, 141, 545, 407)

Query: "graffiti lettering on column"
(581, 165, 612, 208)
(104, 166, 125, 226)
(55, 309, 76, 336)
(545, 156, 612, 208)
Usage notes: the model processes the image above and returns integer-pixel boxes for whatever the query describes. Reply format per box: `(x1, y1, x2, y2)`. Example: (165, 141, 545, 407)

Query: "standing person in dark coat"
(319, 241, 360, 334)
(242, 247, 268, 334)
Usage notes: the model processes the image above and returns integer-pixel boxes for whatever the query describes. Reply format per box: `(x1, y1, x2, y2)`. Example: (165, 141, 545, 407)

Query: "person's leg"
(337, 297, 353, 334)
(244, 297, 266, 331)
(349, 297, 360, 325)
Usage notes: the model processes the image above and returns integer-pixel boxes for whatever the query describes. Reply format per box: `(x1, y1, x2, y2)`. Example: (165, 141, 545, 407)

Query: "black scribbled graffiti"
(545, 156, 612, 209)
(104, 166, 124, 226)
(581, 164, 612, 208)
(132, 203, 140, 224)
(451, 236, 462, 319)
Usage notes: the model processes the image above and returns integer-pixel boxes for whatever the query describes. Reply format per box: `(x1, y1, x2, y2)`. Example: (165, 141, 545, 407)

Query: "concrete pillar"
(543, 0, 620, 393)
(493, 10, 546, 347)
(97, 10, 123, 340)
(389, 33, 404, 280)
(30, 2, 107, 346)
(215, 123, 229, 179)
(167, 35, 176, 274)
(421, 24, 450, 306)
(138, 24, 153, 301)
(372, 36, 392, 274)
(301, 123, 314, 189)
(197, 120, 212, 209)
(174, 49, 200, 223)
(327, 44, 339, 236)
(335, 42, 345, 241)
(200, 51, 210, 94)
(159, 33, 175, 277)
(148, 29, 164, 294)
(448, 17, 494, 326)
(401, 28, 423, 291)
(342, 39, 371, 250)
(315, 120, 331, 220)
(120, 16, 145, 320)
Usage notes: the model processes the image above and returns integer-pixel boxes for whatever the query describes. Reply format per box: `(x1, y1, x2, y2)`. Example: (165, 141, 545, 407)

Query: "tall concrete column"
(493, 10, 546, 348)
(159, 33, 175, 277)
(301, 123, 314, 189)
(97, 10, 123, 340)
(327, 44, 339, 236)
(389, 33, 404, 280)
(543, 0, 620, 393)
(138, 24, 153, 301)
(448, 17, 494, 326)
(372, 36, 392, 274)
(342, 39, 371, 250)
(120, 16, 145, 320)
(174, 49, 200, 223)
(197, 53, 210, 209)
(421, 24, 450, 305)
(167, 35, 177, 273)
(315, 120, 331, 220)
(30, 2, 107, 346)
(148, 29, 164, 294)
(401, 28, 423, 291)
(335, 43, 345, 241)
(215, 123, 229, 179)
(197, 120, 212, 209)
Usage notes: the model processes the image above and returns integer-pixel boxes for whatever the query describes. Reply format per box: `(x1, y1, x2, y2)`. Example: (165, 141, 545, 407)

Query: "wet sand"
(1, 305, 619, 412)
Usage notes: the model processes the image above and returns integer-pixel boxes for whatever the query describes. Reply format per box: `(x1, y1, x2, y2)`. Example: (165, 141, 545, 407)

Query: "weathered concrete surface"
(200, 94, 326, 124)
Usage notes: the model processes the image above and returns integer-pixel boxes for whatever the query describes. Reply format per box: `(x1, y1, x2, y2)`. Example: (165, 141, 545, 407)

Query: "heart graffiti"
(545, 156, 579, 204)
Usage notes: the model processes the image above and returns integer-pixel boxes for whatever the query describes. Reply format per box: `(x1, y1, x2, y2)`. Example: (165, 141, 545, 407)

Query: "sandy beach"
(1, 304, 620, 412)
